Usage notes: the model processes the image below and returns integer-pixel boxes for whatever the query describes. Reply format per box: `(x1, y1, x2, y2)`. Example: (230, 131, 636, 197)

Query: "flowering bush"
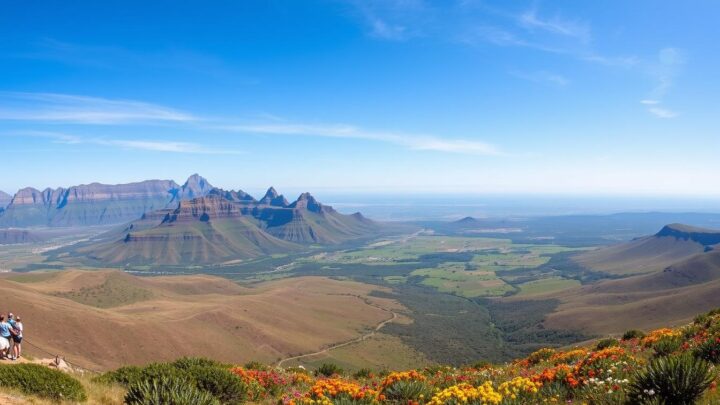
(428, 382, 502, 405)
(305, 378, 377, 404)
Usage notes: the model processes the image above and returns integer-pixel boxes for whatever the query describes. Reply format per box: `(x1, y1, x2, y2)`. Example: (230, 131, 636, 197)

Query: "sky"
(1, 0, 719, 197)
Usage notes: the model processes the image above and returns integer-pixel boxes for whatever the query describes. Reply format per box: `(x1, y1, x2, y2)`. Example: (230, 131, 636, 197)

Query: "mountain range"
(0, 174, 214, 227)
(67, 183, 376, 265)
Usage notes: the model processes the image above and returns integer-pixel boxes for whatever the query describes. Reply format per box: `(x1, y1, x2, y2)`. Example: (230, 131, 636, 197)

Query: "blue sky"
(1, 0, 718, 197)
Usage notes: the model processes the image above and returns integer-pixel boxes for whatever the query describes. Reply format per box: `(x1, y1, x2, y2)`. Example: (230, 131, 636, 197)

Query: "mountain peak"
(176, 174, 213, 201)
(259, 187, 289, 207)
(263, 187, 279, 199)
(290, 192, 327, 213)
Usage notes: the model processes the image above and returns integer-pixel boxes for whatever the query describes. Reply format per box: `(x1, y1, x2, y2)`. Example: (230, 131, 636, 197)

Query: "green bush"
(469, 360, 491, 369)
(125, 375, 219, 405)
(95, 365, 144, 386)
(653, 336, 682, 357)
(173, 357, 225, 371)
(0, 363, 87, 402)
(187, 366, 247, 404)
(353, 368, 373, 379)
(622, 329, 646, 340)
(99, 362, 185, 387)
(693, 335, 720, 364)
(595, 338, 619, 350)
(626, 354, 715, 405)
(315, 363, 343, 377)
(243, 360, 267, 370)
(382, 380, 431, 402)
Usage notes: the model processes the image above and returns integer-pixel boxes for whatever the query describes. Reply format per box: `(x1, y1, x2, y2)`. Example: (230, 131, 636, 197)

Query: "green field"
(296, 235, 583, 299)
(515, 277, 581, 296)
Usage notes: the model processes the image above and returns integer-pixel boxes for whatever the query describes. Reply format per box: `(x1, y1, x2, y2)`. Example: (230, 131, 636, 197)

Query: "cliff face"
(656, 223, 720, 247)
(0, 176, 215, 227)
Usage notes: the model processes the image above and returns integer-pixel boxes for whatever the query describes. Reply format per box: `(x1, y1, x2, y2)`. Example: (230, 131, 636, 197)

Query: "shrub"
(694, 335, 720, 364)
(653, 336, 682, 357)
(470, 360, 491, 369)
(187, 366, 247, 404)
(0, 363, 87, 402)
(626, 354, 716, 405)
(125, 375, 219, 405)
(622, 329, 646, 340)
(96, 365, 144, 386)
(243, 360, 267, 370)
(527, 348, 555, 365)
(173, 357, 225, 371)
(595, 338, 619, 350)
(353, 368, 373, 379)
(315, 363, 343, 377)
(382, 380, 431, 402)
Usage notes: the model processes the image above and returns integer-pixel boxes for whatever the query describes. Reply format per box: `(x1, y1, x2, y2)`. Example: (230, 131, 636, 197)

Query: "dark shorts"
(12, 336, 21, 344)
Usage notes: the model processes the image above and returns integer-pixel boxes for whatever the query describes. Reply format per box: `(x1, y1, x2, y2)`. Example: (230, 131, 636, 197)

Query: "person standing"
(11, 316, 22, 360)
(0, 315, 11, 359)
(7, 313, 15, 358)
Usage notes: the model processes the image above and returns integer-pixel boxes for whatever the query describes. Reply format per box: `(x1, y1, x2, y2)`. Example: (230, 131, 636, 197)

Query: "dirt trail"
(276, 300, 399, 367)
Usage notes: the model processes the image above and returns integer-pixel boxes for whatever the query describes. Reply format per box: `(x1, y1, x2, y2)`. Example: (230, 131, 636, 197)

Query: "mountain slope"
(75, 190, 378, 265)
(530, 224, 720, 334)
(0, 191, 10, 209)
(572, 223, 718, 275)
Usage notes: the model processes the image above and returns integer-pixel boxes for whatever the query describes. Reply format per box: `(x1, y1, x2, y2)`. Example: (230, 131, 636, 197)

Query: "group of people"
(0, 313, 23, 360)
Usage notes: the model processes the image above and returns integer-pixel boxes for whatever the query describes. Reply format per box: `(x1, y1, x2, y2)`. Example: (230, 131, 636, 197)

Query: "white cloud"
(11, 131, 241, 154)
(640, 99, 660, 105)
(647, 107, 678, 119)
(96, 139, 241, 154)
(222, 123, 501, 156)
(0, 92, 196, 124)
(518, 9, 590, 42)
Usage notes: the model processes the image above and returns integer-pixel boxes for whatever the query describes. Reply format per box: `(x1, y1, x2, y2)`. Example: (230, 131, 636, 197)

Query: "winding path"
(276, 301, 399, 367)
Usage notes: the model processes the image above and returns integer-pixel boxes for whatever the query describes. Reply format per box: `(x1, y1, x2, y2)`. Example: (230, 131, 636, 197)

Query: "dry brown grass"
(0, 270, 406, 371)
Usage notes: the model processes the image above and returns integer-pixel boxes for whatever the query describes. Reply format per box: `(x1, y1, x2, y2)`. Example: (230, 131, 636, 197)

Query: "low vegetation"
(5, 308, 720, 404)
(0, 363, 87, 401)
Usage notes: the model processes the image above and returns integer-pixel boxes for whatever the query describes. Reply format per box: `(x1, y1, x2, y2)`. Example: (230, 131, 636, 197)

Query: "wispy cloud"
(221, 123, 501, 156)
(510, 70, 569, 86)
(1, 91, 502, 156)
(647, 107, 678, 119)
(518, 9, 590, 42)
(640, 47, 685, 119)
(345, 0, 426, 41)
(11, 131, 242, 155)
(0, 92, 196, 124)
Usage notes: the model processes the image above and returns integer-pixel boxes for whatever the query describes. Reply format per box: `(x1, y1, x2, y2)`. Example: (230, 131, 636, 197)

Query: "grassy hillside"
(8, 308, 720, 404)
(0, 270, 417, 370)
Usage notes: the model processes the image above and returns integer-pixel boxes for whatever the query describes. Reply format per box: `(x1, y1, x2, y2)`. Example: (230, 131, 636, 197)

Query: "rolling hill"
(571, 223, 718, 276)
(512, 223, 720, 335)
(73, 189, 378, 265)
(0, 270, 407, 370)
